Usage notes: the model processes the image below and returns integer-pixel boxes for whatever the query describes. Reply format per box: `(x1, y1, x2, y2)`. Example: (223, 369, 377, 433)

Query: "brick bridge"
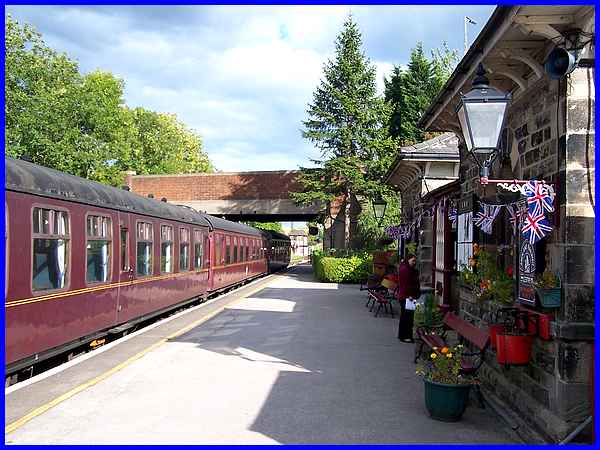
(125, 170, 323, 221)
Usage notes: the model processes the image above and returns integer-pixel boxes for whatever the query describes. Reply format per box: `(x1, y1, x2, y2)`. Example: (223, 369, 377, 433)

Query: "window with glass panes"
(136, 222, 153, 276)
(160, 225, 174, 273)
(180, 228, 190, 271)
(32, 207, 70, 291)
(86, 215, 112, 283)
(194, 229, 203, 270)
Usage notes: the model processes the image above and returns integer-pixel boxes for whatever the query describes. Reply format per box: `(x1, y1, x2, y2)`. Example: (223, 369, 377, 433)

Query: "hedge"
(312, 251, 372, 283)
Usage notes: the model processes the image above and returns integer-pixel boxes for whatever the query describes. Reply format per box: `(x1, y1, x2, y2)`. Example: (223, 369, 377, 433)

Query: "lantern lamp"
(372, 195, 387, 226)
(456, 63, 511, 179)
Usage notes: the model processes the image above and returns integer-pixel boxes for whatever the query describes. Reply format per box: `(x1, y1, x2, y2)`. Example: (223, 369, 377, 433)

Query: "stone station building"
(402, 5, 594, 443)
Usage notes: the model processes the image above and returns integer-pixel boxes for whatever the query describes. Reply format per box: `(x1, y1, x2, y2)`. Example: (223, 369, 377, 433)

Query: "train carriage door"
(116, 212, 135, 323)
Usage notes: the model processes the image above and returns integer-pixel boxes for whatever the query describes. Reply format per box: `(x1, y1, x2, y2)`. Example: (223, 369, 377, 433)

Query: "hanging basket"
(536, 287, 561, 308)
(535, 273, 562, 308)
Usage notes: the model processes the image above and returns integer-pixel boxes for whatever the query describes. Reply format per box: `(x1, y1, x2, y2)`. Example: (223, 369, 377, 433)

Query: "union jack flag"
(523, 180, 555, 216)
(505, 204, 520, 233)
(522, 211, 553, 244)
(449, 206, 458, 226)
(474, 203, 501, 234)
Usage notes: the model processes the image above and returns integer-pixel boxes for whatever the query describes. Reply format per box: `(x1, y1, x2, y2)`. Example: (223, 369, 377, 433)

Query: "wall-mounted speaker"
(544, 47, 578, 79)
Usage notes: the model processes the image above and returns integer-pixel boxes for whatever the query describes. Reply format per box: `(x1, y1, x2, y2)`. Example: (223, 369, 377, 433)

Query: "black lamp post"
(372, 195, 387, 227)
(456, 63, 511, 180)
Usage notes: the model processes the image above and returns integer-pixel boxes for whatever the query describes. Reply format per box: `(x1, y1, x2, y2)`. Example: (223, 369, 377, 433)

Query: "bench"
(415, 311, 490, 407)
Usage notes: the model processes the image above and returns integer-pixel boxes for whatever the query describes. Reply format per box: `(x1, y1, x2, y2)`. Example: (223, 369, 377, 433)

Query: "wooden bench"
(415, 312, 490, 407)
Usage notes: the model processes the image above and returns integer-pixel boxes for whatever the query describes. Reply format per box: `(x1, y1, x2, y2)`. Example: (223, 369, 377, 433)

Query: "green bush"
(312, 250, 372, 283)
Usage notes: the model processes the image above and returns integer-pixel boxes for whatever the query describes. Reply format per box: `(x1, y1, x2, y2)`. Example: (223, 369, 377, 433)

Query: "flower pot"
(423, 379, 472, 422)
(488, 323, 505, 350)
(496, 333, 534, 365)
(536, 287, 561, 308)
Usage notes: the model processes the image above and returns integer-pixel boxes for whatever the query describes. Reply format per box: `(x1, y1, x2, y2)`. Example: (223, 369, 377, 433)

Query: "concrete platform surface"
(5, 264, 518, 444)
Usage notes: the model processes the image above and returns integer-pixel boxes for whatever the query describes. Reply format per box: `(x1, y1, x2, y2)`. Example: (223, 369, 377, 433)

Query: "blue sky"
(6, 5, 494, 172)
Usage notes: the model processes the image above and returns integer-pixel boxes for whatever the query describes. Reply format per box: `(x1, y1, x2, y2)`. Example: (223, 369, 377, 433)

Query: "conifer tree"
(292, 16, 396, 249)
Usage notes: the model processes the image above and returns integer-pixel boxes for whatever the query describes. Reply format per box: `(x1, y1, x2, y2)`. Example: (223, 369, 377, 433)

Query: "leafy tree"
(292, 15, 397, 249)
(384, 42, 458, 145)
(244, 221, 283, 232)
(5, 15, 213, 186)
(353, 193, 401, 251)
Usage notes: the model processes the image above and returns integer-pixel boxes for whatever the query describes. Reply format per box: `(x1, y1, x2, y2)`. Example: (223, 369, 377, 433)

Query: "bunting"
(522, 211, 553, 245)
(474, 202, 501, 234)
(523, 180, 555, 215)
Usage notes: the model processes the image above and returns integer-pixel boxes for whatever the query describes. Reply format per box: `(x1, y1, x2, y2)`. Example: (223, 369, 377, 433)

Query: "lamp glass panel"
(456, 105, 473, 151)
(464, 101, 507, 149)
(373, 203, 386, 220)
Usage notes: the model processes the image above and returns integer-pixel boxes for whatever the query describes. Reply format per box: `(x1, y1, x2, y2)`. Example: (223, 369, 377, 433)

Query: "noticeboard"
(518, 240, 536, 306)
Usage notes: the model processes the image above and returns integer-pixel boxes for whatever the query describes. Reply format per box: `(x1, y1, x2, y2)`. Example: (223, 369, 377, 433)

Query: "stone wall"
(457, 70, 594, 442)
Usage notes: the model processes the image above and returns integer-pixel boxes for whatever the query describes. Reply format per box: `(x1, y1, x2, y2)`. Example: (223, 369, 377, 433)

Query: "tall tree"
(292, 16, 397, 249)
(384, 42, 458, 145)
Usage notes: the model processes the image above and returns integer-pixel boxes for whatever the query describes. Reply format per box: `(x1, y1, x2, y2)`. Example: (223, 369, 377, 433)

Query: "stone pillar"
(553, 65, 595, 428)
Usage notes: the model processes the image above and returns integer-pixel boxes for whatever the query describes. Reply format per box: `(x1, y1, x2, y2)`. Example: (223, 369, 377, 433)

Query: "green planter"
(423, 379, 472, 422)
(536, 287, 561, 308)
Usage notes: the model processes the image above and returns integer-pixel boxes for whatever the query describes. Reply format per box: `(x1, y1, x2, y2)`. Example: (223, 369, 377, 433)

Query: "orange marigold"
(441, 347, 449, 354)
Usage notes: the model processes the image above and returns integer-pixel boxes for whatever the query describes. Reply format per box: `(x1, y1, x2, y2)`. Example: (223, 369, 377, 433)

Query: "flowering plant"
(534, 270, 560, 289)
(459, 245, 513, 305)
(415, 344, 475, 385)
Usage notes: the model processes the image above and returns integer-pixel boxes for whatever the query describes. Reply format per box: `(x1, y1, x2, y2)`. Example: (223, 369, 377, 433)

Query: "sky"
(6, 5, 494, 173)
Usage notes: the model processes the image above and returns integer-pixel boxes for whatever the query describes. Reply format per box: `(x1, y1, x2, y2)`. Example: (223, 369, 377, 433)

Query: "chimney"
(123, 170, 137, 191)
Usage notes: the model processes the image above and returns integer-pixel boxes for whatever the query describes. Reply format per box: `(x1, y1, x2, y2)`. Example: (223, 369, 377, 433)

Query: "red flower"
(506, 266, 514, 277)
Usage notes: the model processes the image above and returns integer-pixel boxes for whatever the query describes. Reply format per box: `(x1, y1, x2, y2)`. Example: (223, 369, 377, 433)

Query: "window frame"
(180, 227, 191, 272)
(84, 212, 113, 286)
(120, 223, 130, 273)
(135, 220, 154, 277)
(30, 204, 71, 294)
(193, 228, 203, 271)
(160, 223, 174, 274)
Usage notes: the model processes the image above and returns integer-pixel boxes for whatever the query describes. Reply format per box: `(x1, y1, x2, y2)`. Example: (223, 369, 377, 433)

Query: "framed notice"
(518, 240, 536, 306)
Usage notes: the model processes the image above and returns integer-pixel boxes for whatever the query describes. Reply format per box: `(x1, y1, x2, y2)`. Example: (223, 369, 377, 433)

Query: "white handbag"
(405, 297, 417, 311)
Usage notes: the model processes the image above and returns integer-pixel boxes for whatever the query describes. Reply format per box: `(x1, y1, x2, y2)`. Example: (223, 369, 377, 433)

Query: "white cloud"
(7, 5, 495, 174)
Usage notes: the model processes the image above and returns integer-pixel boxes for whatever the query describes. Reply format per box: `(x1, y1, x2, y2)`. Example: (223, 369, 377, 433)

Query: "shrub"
(312, 250, 372, 283)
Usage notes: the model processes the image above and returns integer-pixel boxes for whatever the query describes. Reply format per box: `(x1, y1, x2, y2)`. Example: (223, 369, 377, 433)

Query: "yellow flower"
(430, 353, 437, 359)
(441, 347, 449, 354)
(446, 353, 453, 358)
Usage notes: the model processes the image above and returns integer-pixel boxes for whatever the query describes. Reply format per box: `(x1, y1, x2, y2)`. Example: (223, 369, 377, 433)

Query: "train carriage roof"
(5, 157, 210, 227)
(203, 215, 263, 237)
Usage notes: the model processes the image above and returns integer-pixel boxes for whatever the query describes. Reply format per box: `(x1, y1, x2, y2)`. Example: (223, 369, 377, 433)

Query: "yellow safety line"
(5, 278, 272, 435)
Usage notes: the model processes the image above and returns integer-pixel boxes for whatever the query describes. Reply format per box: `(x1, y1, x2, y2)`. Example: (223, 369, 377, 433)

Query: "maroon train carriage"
(203, 215, 267, 292)
(262, 230, 292, 273)
(4, 157, 276, 379)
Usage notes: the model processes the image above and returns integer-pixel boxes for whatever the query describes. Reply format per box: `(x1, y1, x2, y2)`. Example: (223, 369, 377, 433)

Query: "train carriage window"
(226, 236, 231, 265)
(215, 234, 222, 266)
(203, 233, 210, 268)
(120, 226, 129, 272)
(160, 225, 174, 273)
(246, 240, 250, 263)
(32, 207, 70, 291)
(86, 215, 112, 284)
(180, 228, 190, 271)
(193, 229, 203, 270)
(240, 238, 244, 262)
(136, 222, 153, 276)
(233, 237, 238, 263)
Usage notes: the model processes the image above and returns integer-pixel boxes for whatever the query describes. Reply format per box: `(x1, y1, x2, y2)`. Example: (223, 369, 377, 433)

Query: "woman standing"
(396, 254, 421, 342)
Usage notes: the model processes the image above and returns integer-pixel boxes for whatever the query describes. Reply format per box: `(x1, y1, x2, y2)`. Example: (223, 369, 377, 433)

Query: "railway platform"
(5, 264, 518, 444)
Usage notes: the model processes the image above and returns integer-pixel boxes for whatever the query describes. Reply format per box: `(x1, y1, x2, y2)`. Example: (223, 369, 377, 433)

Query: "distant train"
(5, 157, 291, 379)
